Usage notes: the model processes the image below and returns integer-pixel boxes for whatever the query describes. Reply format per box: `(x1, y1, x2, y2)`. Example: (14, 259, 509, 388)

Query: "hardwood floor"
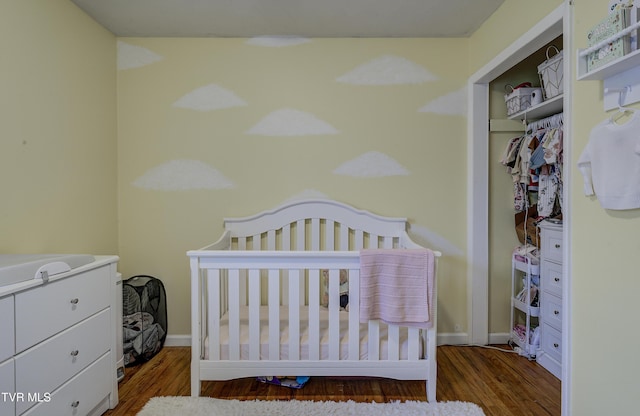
(104, 345, 560, 416)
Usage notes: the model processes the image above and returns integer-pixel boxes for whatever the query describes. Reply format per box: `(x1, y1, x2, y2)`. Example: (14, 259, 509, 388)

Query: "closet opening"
(488, 33, 563, 349)
(467, 3, 571, 415)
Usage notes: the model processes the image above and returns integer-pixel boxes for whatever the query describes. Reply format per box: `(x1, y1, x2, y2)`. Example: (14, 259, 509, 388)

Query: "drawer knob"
(554, 277, 560, 282)
(554, 310, 560, 315)
(554, 243, 561, 249)
(70, 298, 79, 305)
(70, 350, 79, 357)
(71, 400, 80, 408)
(553, 343, 559, 348)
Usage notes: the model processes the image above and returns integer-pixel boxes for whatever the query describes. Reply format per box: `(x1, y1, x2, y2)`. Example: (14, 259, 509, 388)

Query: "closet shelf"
(507, 94, 563, 121)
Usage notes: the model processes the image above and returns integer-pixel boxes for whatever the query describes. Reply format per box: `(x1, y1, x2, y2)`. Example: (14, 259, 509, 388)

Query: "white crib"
(187, 199, 441, 401)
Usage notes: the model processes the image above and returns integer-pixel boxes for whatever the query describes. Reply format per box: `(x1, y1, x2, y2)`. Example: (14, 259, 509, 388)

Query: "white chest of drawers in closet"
(537, 220, 563, 379)
(0, 256, 119, 416)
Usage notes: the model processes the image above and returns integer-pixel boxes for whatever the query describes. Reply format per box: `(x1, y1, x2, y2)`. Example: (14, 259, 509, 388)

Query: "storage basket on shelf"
(122, 275, 167, 366)
(538, 46, 564, 99)
(504, 82, 538, 116)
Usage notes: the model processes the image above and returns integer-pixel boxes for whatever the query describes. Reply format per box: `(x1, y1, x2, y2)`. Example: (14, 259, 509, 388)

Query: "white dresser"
(537, 220, 563, 379)
(0, 256, 120, 416)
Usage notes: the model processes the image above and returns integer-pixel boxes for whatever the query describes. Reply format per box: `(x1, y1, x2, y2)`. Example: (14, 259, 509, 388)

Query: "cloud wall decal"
(246, 36, 312, 47)
(117, 41, 164, 70)
(132, 159, 234, 191)
(247, 108, 339, 136)
(409, 224, 464, 257)
(336, 55, 438, 85)
(333, 151, 409, 178)
(172, 84, 247, 111)
(418, 86, 467, 116)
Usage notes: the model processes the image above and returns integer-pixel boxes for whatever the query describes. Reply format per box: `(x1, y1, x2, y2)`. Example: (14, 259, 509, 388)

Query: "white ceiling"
(70, 0, 505, 38)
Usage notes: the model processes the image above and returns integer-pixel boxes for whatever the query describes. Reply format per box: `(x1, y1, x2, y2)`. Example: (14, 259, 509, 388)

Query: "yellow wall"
(571, 2, 640, 415)
(0, 0, 117, 254)
(117, 38, 469, 336)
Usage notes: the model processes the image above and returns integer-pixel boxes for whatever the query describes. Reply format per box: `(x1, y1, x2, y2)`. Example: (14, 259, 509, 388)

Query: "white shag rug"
(136, 396, 486, 416)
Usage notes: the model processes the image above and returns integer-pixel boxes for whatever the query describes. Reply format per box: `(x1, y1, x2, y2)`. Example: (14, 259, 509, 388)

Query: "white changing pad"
(206, 305, 422, 361)
(0, 254, 96, 287)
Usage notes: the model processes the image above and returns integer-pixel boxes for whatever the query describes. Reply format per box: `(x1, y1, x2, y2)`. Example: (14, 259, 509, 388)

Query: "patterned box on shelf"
(504, 83, 537, 116)
(538, 46, 564, 99)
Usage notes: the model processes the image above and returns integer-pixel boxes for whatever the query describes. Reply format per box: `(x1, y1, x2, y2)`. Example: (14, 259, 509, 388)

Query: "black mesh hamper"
(122, 275, 167, 366)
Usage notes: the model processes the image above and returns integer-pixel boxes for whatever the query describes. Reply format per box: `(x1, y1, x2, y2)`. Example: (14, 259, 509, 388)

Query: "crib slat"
(311, 218, 320, 251)
(388, 324, 400, 361)
(296, 220, 305, 250)
(328, 269, 340, 360)
(267, 228, 288, 306)
(228, 269, 241, 361)
(408, 328, 420, 360)
(288, 269, 300, 360)
(368, 320, 380, 360)
(207, 269, 221, 361)
(348, 269, 360, 360)
(238, 238, 247, 306)
(248, 269, 261, 361)
(355, 229, 364, 250)
(281, 223, 303, 306)
(369, 233, 379, 249)
(282, 224, 291, 250)
(326, 220, 335, 250)
(267, 229, 276, 250)
(268, 268, 280, 360)
(281, 225, 289, 306)
(339, 224, 349, 250)
(308, 269, 320, 360)
(382, 236, 393, 249)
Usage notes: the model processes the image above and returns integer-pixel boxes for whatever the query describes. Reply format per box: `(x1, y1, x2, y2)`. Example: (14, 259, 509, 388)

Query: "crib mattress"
(206, 305, 422, 361)
(0, 254, 96, 287)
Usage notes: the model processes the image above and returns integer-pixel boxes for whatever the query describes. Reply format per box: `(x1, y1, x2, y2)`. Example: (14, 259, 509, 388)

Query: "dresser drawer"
(15, 266, 110, 352)
(541, 323, 562, 363)
(15, 309, 110, 414)
(541, 293, 562, 330)
(541, 228, 563, 263)
(541, 260, 563, 298)
(0, 295, 14, 361)
(21, 352, 111, 416)
(0, 358, 15, 416)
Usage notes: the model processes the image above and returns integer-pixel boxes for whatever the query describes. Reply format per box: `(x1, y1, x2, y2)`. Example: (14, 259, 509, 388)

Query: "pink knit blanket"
(359, 248, 435, 328)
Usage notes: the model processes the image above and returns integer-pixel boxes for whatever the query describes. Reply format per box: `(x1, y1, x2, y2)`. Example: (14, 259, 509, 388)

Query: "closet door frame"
(467, 3, 571, 415)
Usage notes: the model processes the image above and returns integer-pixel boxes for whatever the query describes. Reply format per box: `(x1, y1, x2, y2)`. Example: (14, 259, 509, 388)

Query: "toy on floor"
(257, 376, 311, 389)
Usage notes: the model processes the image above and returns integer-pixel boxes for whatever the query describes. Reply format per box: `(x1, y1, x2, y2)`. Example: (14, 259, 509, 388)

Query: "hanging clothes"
(500, 112, 564, 217)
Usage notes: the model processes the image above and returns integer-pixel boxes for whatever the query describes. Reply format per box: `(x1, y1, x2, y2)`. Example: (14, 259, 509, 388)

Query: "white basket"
(504, 84, 537, 116)
(538, 46, 564, 99)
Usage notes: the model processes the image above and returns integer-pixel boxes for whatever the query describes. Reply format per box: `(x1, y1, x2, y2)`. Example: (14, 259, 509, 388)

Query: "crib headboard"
(223, 199, 420, 251)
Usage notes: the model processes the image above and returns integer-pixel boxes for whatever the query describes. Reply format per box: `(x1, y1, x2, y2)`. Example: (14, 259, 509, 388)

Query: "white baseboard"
(165, 332, 511, 348)
(435, 332, 511, 346)
(488, 332, 511, 345)
(437, 332, 469, 345)
(164, 335, 191, 347)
